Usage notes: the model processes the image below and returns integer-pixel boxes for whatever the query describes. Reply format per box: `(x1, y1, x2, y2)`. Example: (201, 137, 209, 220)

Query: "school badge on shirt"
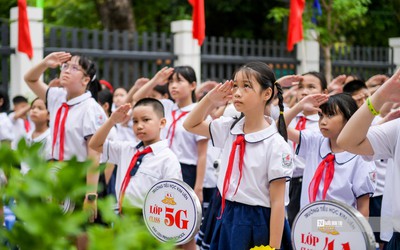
(96, 114, 105, 126)
(369, 171, 377, 183)
(282, 153, 293, 168)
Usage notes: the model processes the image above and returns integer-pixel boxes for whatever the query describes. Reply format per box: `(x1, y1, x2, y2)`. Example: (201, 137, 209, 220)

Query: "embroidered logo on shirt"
(96, 114, 105, 126)
(369, 171, 377, 183)
(282, 153, 293, 168)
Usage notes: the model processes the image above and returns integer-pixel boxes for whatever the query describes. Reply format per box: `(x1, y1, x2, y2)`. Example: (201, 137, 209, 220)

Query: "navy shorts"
(180, 163, 197, 189)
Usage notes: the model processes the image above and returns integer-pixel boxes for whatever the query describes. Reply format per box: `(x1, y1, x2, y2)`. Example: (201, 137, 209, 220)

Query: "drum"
(142, 179, 202, 245)
(292, 200, 376, 250)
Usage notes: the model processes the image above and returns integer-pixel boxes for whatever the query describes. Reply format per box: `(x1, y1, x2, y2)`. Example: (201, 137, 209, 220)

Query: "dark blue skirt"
(385, 232, 400, 250)
(209, 200, 292, 250)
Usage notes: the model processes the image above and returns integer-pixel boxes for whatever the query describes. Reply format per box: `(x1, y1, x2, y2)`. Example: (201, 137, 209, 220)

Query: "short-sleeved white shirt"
(115, 120, 138, 143)
(46, 88, 107, 161)
(210, 116, 293, 207)
(366, 118, 400, 232)
(203, 139, 221, 188)
(21, 129, 51, 174)
(8, 112, 35, 150)
(289, 113, 320, 178)
(161, 100, 207, 165)
(102, 139, 182, 208)
(0, 112, 14, 142)
(298, 130, 376, 209)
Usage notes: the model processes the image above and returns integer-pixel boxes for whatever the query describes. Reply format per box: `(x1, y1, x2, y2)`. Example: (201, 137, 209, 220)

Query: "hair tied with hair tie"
(274, 81, 279, 85)
(91, 74, 97, 82)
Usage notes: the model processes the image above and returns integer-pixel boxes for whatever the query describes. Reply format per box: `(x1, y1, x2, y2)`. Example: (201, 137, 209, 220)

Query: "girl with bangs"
(285, 93, 376, 216)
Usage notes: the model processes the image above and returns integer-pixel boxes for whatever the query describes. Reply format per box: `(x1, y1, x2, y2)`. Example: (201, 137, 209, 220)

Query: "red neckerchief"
(308, 153, 335, 203)
(218, 134, 245, 219)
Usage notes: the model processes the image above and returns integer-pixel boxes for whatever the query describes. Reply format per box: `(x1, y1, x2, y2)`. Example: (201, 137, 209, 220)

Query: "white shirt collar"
(297, 112, 320, 122)
(230, 116, 278, 143)
(319, 137, 357, 164)
(66, 91, 92, 106)
(172, 103, 196, 112)
(135, 139, 169, 155)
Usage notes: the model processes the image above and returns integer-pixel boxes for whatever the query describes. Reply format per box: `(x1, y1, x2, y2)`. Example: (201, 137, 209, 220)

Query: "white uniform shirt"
(365, 118, 400, 233)
(8, 112, 35, 150)
(289, 113, 320, 178)
(102, 139, 182, 208)
(210, 116, 293, 207)
(380, 158, 394, 241)
(46, 88, 107, 161)
(115, 120, 138, 143)
(0, 112, 14, 142)
(21, 129, 51, 174)
(161, 100, 207, 165)
(298, 130, 376, 209)
(203, 139, 221, 188)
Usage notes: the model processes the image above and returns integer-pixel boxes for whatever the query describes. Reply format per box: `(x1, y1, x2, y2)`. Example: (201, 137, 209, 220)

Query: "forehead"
(234, 71, 255, 83)
(114, 88, 127, 95)
(32, 99, 46, 106)
(132, 105, 156, 116)
(300, 74, 321, 85)
(69, 56, 81, 65)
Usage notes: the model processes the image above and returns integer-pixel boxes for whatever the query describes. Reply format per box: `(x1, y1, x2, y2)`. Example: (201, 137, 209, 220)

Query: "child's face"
(132, 105, 166, 146)
(113, 88, 127, 108)
(318, 109, 346, 139)
(351, 88, 370, 108)
(30, 99, 49, 125)
(232, 72, 270, 113)
(297, 74, 324, 101)
(13, 102, 29, 112)
(59, 56, 89, 94)
(168, 73, 195, 103)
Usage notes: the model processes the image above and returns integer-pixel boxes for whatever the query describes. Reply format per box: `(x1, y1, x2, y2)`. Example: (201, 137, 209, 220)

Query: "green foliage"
(0, 140, 174, 250)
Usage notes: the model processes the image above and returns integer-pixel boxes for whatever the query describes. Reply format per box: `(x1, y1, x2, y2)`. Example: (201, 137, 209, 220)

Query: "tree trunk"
(94, 0, 136, 32)
(322, 45, 332, 83)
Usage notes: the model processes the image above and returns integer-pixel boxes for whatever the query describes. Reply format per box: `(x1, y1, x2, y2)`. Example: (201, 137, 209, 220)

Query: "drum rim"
(291, 200, 376, 250)
(143, 178, 202, 245)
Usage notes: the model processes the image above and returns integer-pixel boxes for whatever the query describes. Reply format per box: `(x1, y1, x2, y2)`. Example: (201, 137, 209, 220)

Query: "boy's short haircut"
(343, 80, 367, 94)
(133, 98, 165, 118)
(12, 95, 28, 105)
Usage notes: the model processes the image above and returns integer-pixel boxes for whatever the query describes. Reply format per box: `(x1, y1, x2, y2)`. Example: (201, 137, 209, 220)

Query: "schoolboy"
(89, 98, 182, 212)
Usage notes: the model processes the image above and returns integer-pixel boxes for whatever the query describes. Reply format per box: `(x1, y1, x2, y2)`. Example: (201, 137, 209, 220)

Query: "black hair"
(0, 90, 10, 112)
(320, 93, 358, 122)
(98, 89, 113, 116)
(301, 71, 328, 91)
(342, 80, 368, 95)
(72, 54, 100, 101)
(133, 97, 165, 118)
(230, 61, 287, 141)
(168, 66, 197, 102)
(12, 95, 28, 105)
(153, 84, 170, 98)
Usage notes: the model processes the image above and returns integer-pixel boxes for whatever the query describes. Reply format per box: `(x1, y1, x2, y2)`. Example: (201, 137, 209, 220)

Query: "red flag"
(287, 0, 305, 52)
(188, 0, 205, 46)
(18, 0, 33, 59)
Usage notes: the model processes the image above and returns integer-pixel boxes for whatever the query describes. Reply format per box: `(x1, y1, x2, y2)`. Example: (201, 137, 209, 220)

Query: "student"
(183, 61, 293, 250)
(8, 95, 35, 150)
(21, 98, 51, 174)
(89, 98, 182, 211)
(24, 51, 107, 222)
(0, 90, 13, 145)
(285, 93, 376, 217)
(112, 87, 137, 143)
(286, 71, 328, 227)
(337, 68, 400, 249)
(343, 79, 370, 108)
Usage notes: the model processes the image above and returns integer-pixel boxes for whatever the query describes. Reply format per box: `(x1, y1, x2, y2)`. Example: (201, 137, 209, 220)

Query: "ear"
(81, 76, 91, 87)
(0, 98, 3, 107)
(190, 81, 197, 91)
(263, 87, 273, 102)
(160, 117, 167, 129)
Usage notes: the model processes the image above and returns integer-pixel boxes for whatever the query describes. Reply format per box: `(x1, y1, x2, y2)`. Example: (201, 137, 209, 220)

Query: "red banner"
(188, 0, 205, 46)
(287, 0, 305, 52)
(18, 0, 33, 59)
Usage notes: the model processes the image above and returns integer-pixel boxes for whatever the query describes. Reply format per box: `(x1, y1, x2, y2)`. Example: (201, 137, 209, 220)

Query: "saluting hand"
(110, 104, 132, 124)
(206, 80, 233, 107)
(43, 52, 71, 69)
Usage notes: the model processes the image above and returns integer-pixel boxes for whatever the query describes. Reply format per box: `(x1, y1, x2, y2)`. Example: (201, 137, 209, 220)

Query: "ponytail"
(275, 82, 288, 141)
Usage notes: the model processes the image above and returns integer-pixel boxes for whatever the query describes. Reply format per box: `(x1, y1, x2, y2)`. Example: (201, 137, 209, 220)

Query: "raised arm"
(338, 68, 400, 155)
(125, 77, 149, 105)
(183, 80, 233, 137)
(24, 52, 71, 101)
(89, 104, 132, 153)
(132, 67, 174, 103)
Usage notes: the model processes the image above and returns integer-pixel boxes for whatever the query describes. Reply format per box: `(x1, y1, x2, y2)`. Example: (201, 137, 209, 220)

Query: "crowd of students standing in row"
(1, 51, 400, 250)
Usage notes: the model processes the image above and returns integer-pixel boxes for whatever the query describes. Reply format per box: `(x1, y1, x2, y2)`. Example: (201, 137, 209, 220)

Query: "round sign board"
(143, 179, 202, 245)
(292, 200, 376, 250)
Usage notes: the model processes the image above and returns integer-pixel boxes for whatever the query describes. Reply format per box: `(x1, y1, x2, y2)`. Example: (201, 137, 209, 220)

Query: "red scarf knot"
(167, 110, 189, 147)
(308, 153, 335, 203)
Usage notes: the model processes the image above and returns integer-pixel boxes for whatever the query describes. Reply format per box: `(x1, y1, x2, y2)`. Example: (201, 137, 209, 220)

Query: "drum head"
(292, 200, 376, 250)
(143, 179, 202, 245)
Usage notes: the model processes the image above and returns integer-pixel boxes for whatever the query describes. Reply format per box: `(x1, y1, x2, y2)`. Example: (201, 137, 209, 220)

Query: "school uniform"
(21, 129, 51, 174)
(46, 87, 107, 161)
(161, 100, 208, 188)
(8, 112, 35, 150)
(287, 113, 320, 227)
(297, 130, 376, 209)
(115, 120, 138, 143)
(102, 139, 182, 209)
(209, 115, 293, 250)
(365, 118, 400, 249)
(0, 112, 14, 142)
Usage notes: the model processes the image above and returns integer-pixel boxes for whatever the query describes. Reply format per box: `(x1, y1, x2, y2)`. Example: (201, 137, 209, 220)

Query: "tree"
(270, 0, 371, 82)
(94, 0, 135, 32)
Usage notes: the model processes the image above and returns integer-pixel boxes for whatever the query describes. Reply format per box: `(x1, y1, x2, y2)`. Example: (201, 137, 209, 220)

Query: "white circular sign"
(292, 200, 376, 250)
(143, 179, 202, 245)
